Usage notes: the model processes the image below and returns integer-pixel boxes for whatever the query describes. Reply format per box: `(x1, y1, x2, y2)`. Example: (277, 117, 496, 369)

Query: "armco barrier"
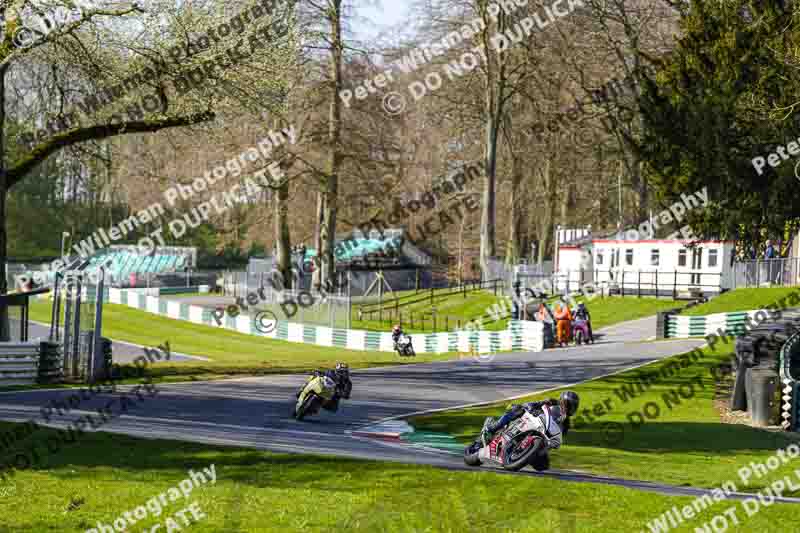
(0, 343, 40, 386)
(105, 288, 544, 355)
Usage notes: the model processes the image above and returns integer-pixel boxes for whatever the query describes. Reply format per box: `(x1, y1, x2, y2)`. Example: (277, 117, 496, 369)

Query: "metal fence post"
(674, 270, 678, 299)
(621, 271, 625, 297)
(50, 273, 62, 342)
(637, 270, 641, 297)
(90, 269, 105, 383)
(655, 270, 658, 297)
(72, 275, 83, 380)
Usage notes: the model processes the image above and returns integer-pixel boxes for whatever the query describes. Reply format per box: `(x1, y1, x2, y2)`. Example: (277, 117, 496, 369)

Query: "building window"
(678, 249, 687, 267)
(625, 249, 634, 266)
(596, 250, 604, 265)
(651, 249, 660, 267)
(708, 249, 718, 267)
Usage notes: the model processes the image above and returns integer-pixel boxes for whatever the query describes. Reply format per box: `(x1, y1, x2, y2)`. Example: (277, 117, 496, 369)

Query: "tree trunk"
(315, 0, 343, 291)
(478, 6, 507, 280)
(560, 182, 571, 221)
(0, 63, 8, 341)
(633, 155, 647, 222)
(538, 159, 556, 265)
(274, 178, 292, 290)
(505, 155, 523, 264)
(312, 191, 324, 290)
(480, 120, 498, 279)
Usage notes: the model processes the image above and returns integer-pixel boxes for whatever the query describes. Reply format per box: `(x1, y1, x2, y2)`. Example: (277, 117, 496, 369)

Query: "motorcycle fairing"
(296, 375, 337, 410)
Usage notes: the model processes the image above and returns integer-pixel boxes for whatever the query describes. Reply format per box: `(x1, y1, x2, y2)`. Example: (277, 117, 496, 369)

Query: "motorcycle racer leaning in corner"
(481, 390, 580, 449)
(299, 362, 353, 412)
(391, 324, 404, 344)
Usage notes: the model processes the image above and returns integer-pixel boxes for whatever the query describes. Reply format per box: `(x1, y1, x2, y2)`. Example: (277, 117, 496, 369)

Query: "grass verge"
(0, 421, 797, 532)
(568, 296, 683, 330)
(27, 299, 457, 384)
(682, 287, 800, 316)
(410, 339, 800, 492)
(353, 290, 508, 333)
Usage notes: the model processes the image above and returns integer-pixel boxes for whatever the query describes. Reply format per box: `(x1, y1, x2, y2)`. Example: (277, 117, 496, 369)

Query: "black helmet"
(559, 391, 579, 417)
(335, 362, 349, 377)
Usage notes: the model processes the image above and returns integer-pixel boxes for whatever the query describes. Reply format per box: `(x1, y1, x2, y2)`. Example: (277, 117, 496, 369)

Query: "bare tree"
(2, 0, 299, 338)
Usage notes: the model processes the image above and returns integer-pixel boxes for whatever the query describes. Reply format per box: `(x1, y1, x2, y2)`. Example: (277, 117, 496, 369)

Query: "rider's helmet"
(392, 324, 401, 334)
(335, 362, 349, 380)
(559, 391, 580, 417)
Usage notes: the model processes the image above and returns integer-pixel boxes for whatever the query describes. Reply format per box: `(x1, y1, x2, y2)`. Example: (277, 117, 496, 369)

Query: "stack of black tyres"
(733, 310, 800, 426)
(37, 341, 63, 384)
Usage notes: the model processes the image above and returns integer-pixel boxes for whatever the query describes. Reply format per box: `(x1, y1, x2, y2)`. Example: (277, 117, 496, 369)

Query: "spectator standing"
(765, 240, 777, 259)
(764, 239, 780, 284)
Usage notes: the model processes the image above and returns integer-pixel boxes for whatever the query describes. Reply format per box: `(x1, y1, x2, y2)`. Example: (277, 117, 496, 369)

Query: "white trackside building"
(554, 226, 736, 296)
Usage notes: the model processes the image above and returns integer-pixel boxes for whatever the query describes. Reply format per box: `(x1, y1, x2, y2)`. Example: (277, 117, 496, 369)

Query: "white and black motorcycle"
(463, 404, 563, 472)
(395, 333, 415, 357)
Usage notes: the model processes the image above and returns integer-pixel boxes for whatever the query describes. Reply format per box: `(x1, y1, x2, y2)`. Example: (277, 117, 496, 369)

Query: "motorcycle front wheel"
(502, 431, 545, 471)
(463, 441, 482, 466)
(295, 393, 318, 421)
(529, 451, 550, 472)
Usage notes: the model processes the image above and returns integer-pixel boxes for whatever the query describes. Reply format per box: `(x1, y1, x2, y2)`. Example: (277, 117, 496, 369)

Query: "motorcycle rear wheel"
(502, 432, 545, 471)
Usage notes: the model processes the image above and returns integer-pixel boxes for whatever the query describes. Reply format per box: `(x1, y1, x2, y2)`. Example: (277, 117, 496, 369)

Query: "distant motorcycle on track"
(572, 318, 593, 345)
(395, 333, 415, 357)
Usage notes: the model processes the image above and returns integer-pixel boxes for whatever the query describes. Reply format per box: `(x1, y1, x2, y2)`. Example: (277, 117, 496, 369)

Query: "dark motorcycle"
(395, 334, 415, 357)
(572, 318, 593, 345)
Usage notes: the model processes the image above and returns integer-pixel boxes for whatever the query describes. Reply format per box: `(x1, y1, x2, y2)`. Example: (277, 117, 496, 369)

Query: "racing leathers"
(482, 400, 570, 450)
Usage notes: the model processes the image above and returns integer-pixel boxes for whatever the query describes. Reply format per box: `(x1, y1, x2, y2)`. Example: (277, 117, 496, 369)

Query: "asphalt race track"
(3, 316, 800, 503)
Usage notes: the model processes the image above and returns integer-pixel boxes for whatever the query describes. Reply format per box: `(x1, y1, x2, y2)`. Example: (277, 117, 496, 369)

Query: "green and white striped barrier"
(105, 288, 544, 355)
(664, 309, 796, 339)
(779, 331, 800, 432)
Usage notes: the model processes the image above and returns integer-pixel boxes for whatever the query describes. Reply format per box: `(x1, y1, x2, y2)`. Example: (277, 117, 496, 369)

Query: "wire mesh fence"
(731, 258, 800, 288)
(252, 289, 352, 329)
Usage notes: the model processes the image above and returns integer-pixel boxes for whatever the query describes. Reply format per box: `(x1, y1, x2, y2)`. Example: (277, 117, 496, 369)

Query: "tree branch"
(8, 110, 215, 188)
